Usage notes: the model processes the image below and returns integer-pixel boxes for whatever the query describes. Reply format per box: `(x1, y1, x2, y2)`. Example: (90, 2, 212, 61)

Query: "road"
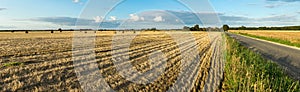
(227, 33, 300, 80)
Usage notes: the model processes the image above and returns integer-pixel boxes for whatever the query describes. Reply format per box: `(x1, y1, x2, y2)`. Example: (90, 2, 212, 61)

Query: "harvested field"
(0, 31, 225, 91)
(229, 30, 300, 44)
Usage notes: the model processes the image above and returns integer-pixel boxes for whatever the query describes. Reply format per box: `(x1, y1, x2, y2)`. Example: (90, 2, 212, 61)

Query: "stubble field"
(0, 31, 224, 91)
(229, 30, 300, 46)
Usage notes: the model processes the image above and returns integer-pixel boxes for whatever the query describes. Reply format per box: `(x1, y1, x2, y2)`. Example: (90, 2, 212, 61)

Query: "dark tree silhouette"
(58, 28, 62, 32)
(194, 24, 200, 31)
(190, 24, 201, 31)
(223, 24, 229, 32)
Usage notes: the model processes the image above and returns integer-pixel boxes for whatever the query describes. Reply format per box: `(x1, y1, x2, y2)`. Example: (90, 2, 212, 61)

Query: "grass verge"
(235, 32, 300, 48)
(222, 34, 300, 91)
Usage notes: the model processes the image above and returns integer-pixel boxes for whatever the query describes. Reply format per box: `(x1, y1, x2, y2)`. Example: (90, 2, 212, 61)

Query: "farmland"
(0, 31, 225, 91)
(229, 30, 300, 47)
(223, 34, 300, 91)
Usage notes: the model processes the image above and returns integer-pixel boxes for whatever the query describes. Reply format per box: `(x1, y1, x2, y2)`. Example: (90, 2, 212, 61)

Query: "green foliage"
(1, 62, 23, 68)
(223, 25, 229, 31)
(237, 32, 300, 48)
(223, 34, 300, 91)
(189, 24, 206, 31)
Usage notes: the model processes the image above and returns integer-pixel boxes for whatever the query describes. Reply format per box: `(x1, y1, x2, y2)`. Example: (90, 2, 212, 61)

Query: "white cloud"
(140, 17, 145, 21)
(129, 14, 145, 21)
(93, 16, 104, 23)
(153, 16, 164, 22)
(129, 14, 140, 21)
(73, 0, 80, 3)
(110, 16, 117, 21)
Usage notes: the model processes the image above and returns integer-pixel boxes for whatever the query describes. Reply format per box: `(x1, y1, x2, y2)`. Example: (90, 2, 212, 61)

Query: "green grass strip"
(1, 62, 23, 68)
(222, 34, 300, 91)
(236, 32, 300, 48)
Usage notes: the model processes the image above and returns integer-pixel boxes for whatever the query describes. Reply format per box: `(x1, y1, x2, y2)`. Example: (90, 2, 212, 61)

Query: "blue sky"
(0, 0, 299, 29)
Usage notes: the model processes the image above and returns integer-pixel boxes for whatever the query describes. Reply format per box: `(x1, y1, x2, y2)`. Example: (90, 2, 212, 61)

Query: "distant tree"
(58, 28, 62, 32)
(151, 28, 157, 31)
(190, 27, 195, 31)
(51, 30, 54, 33)
(25, 30, 29, 34)
(258, 27, 267, 30)
(189, 24, 201, 31)
(183, 26, 190, 31)
(223, 24, 229, 32)
(194, 24, 200, 31)
(240, 26, 246, 30)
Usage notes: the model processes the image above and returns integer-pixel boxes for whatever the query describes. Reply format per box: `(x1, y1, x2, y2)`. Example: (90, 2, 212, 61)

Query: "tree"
(151, 28, 157, 31)
(194, 24, 200, 31)
(183, 26, 190, 31)
(240, 26, 246, 30)
(223, 24, 229, 32)
(190, 24, 201, 31)
(58, 28, 62, 32)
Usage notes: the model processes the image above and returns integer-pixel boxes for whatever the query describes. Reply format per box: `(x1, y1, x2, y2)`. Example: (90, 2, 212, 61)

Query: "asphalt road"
(227, 33, 300, 80)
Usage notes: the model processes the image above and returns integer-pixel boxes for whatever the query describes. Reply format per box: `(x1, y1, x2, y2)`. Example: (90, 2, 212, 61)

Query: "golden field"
(229, 30, 300, 44)
(0, 31, 223, 91)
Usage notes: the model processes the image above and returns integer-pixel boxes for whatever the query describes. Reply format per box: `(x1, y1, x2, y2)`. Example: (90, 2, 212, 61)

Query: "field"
(0, 31, 225, 91)
(223, 34, 300, 91)
(229, 30, 300, 47)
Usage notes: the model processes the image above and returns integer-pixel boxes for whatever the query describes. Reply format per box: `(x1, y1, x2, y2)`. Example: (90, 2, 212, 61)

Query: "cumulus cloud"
(134, 10, 299, 27)
(27, 10, 300, 29)
(73, 0, 80, 3)
(129, 14, 140, 21)
(129, 14, 145, 21)
(110, 16, 117, 21)
(153, 16, 164, 22)
(30, 17, 120, 28)
(93, 16, 104, 23)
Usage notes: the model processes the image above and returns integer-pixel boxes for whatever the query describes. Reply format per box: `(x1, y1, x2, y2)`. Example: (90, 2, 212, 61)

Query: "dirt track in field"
(0, 31, 225, 91)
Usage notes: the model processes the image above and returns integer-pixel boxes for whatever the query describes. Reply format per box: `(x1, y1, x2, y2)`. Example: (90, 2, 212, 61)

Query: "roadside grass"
(222, 34, 300, 91)
(1, 62, 23, 68)
(236, 32, 300, 48)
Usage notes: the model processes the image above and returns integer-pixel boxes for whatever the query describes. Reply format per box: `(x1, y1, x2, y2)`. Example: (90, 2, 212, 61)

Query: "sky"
(0, 0, 299, 29)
